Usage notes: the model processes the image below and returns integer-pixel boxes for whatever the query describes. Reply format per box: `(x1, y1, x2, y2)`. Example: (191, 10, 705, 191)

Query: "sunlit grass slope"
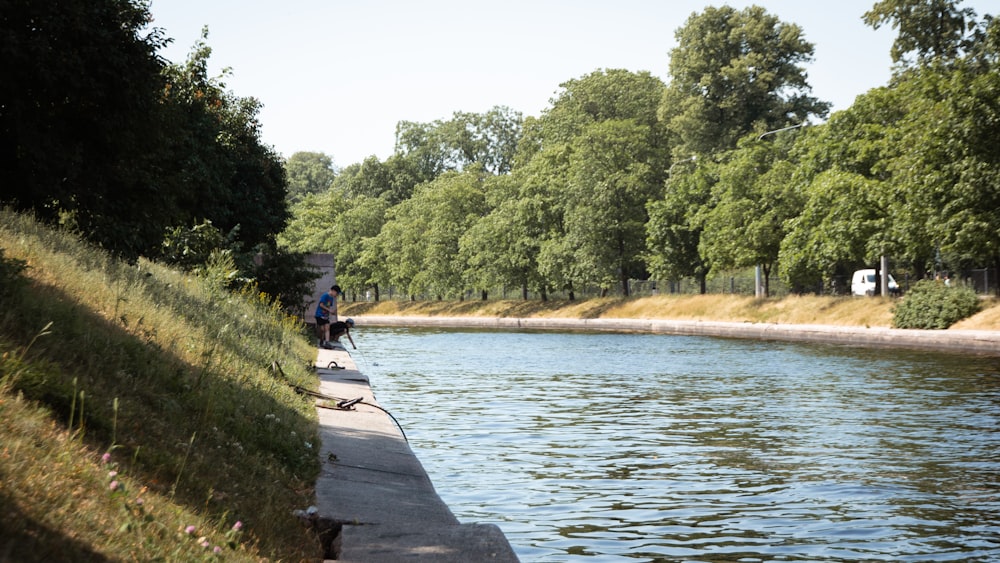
(0, 209, 322, 561)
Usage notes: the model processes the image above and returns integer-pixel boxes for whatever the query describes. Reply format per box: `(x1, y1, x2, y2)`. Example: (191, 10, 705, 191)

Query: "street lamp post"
(667, 155, 697, 178)
(757, 121, 807, 141)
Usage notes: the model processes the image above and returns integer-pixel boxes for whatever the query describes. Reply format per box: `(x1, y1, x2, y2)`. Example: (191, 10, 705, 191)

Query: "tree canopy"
(281, 3, 1000, 301)
(5, 0, 998, 305)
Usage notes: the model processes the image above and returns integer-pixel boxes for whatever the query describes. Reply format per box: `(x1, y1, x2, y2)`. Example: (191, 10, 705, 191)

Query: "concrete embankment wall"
(312, 345, 519, 562)
(353, 315, 1000, 356)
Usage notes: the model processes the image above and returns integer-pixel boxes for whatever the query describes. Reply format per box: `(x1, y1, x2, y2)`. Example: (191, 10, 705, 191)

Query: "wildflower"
(185, 525, 196, 535)
(101, 452, 111, 464)
(135, 497, 144, 506)
(108, 470, 118, 479)
(213, 546, 222, 554)
(200, 538, 210, 548)
(109, 480, 120, 491)
(232, 521, 243, 532)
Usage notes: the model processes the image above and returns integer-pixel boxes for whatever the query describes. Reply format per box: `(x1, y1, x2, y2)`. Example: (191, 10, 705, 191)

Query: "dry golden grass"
(952, 296, 1000, 330)
(342, 294, 1000, 331)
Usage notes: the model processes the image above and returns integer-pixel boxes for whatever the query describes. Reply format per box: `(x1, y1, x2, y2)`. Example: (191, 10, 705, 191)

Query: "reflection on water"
(356, 328, 1000, 561)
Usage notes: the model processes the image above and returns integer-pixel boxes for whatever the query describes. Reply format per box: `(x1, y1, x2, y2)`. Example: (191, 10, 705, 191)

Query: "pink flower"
(101, 453, 111, 464)
(108, 470, 118, 479)
(213, 546, 222, 554)
(185, 525, 196, 535)
(109, 481, 119, 491)
(134, 497, 144, 506)
(232, 521, 243, 531)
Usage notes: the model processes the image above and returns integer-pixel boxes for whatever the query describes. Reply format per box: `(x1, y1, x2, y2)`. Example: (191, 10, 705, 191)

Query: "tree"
(863, 0, 981, 68)
(779, 169, 885, 292)
(459, 175, 550, 300)
(159, 33, 289, 253)
(536, 69, 667, 150)
(333, 154, 423, 206)
(522, 69, 669, 297)
(0, 0, 170, 256)
(278, 187, 351, 253)
(367, 170, 487, 299)
(508, 144, 574, 299)
(697, 133, 806, 296)
(394, 106, 523, 176)
(645, 156, 712, 293)
(329, 195, 390, 299)
(285, 152, 337, 204)
(660, 5, 829, 157)
(565, 120, 662, 296)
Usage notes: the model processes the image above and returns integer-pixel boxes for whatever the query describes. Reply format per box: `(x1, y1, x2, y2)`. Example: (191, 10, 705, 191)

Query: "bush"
(892, 280, 981, 329)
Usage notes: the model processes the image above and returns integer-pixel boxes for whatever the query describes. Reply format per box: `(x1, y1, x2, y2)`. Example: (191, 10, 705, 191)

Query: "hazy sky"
(147, 1, 993, 167)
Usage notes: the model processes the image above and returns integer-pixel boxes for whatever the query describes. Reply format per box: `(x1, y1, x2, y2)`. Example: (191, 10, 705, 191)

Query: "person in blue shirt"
(315, 284, 342, 347)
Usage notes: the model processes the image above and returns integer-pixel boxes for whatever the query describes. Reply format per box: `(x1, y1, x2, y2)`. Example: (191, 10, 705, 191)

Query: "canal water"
(354, 327, 1000, 562)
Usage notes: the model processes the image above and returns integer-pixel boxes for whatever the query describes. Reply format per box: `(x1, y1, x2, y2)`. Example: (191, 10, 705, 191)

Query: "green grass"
(0, 208, 322, 561)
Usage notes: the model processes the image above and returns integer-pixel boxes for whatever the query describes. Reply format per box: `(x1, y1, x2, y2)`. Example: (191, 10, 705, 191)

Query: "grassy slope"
(340, 291, 1000, 331)
(0, 210, 323, 561)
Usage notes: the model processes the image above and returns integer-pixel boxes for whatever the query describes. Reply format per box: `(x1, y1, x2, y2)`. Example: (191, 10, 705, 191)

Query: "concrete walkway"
(311, 344, 519, 562)
(351, 315, 1000, 356)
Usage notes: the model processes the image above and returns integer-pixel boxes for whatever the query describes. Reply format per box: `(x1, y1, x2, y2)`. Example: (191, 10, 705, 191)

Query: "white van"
(851, 269, 899, 296)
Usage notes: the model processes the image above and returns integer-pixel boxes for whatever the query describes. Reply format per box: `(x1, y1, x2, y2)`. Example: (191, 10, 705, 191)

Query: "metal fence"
(357, 266, 998, 303)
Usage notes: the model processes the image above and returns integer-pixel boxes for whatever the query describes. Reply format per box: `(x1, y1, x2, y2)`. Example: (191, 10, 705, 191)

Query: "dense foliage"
(892, 279, 982, 328)
(0, 1, 315, 307)
(281, 2, 998, 302)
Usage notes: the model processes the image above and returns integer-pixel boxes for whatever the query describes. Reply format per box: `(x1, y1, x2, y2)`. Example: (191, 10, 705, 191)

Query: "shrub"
(892, 280, 981, 329)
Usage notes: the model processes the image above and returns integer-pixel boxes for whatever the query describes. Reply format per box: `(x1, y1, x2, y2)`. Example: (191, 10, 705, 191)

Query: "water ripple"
(359, 328, 1000, 561)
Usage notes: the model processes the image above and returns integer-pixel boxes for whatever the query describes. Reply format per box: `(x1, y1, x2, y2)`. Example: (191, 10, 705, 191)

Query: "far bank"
(339, 294, 1000, 356)
(339, 293, 1000, 332)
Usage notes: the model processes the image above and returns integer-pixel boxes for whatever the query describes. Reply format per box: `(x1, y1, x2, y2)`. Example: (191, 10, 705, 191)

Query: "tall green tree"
(779, 169, 885, 291)
(333, 154, 423, 205)
(284, 151, 337, 204)
(863, 0, 981, 68)
(660, 5, 829, 157)
(394, 106, 523, 176)
(0, 0, 169, 256)
(645, 156, 712, 293)
(523, 69, 668, 297)
(780, 13, 1000, 290)
(536, 69, 667, 149)
(330, 195, 390, 299)
(697, 134, 806, 296)
(565, 120, 662, 296)
(366, 170, 487, 299)
(159, 32, 288, 252)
